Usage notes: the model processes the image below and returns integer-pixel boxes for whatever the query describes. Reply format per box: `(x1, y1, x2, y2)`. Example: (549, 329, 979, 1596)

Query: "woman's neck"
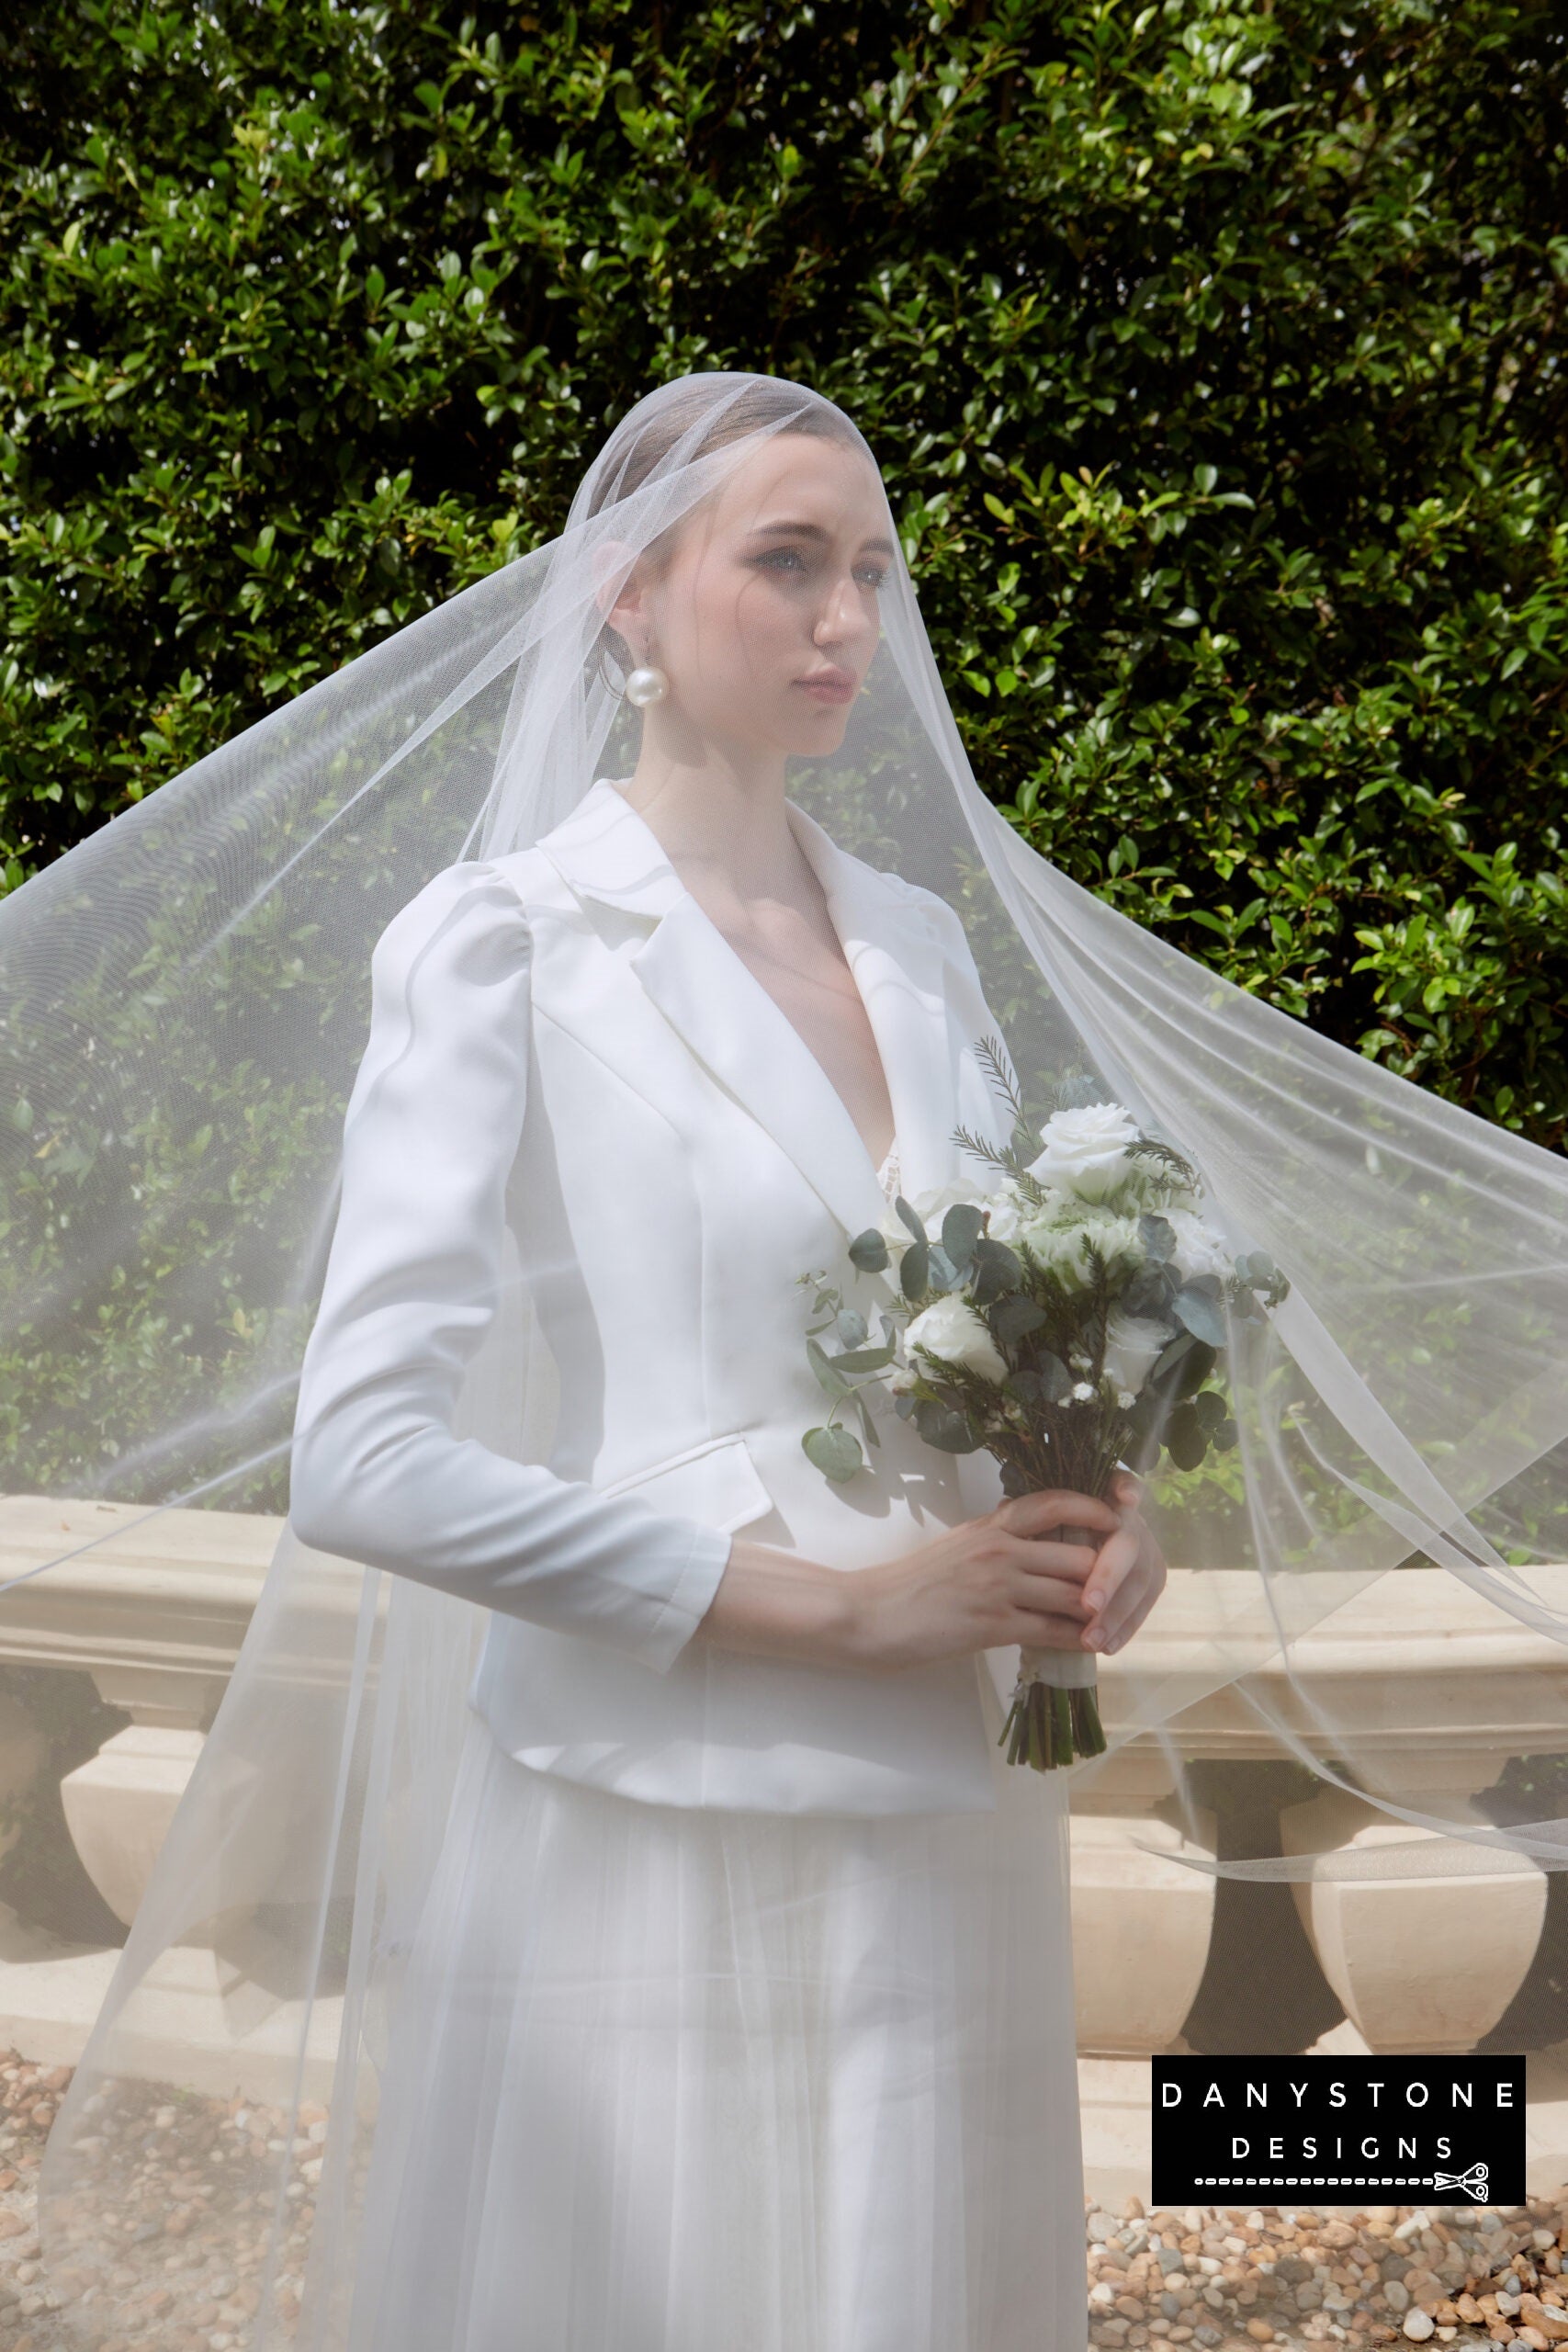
(616, 748, 807, 906)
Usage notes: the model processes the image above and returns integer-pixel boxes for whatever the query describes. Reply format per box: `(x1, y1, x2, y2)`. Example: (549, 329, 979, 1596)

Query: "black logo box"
(1152, 2056, 1525, 2208)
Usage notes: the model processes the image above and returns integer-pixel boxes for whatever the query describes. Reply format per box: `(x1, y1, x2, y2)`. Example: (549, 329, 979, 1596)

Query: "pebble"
(1083, 2188, 1568, 2349)
(0, 2039, 1557, 2347)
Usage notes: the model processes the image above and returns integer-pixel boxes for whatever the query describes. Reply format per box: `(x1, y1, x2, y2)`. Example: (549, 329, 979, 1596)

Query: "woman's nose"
(814, 572, 873, 648)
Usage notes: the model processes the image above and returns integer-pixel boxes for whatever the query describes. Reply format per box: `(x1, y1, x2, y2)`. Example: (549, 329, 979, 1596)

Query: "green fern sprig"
(1126, 1136, 1201, 1188)
(950, 1121, 1019, 1176)
(975, 1033, 1027, 1125)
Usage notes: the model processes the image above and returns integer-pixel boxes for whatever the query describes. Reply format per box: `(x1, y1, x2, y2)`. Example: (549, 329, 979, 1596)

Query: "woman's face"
(608, 432, 894, 763)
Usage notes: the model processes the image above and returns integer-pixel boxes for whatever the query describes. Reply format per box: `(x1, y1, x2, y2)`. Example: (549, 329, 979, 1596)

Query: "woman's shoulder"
(852, 853, 973, 961)
(370, 845, 572, 959)
(367, 856, 550, 1005)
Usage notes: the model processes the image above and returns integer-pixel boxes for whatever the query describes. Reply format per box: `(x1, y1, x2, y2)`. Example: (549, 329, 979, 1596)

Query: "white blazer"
(289, 775, 1021, 1815)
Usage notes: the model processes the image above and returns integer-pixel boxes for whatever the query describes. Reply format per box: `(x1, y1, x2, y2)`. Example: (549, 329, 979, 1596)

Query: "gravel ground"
(0, 2045, 1558, 2348)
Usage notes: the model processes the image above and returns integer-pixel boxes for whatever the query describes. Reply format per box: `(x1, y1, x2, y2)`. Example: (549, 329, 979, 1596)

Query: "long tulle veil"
(4, 370, 1566, 2340)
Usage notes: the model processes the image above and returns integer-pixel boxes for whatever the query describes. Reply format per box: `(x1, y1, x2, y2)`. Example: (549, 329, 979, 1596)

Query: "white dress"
(341, 1137, 1087, 2352)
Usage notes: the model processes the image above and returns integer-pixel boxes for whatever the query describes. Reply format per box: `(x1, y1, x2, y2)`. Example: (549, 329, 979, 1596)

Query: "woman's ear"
(591, 538, 652, 666)
(604, 574, 651, 667)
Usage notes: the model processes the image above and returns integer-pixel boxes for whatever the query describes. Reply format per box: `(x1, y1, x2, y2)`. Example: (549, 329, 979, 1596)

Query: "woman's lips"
(796, 671, 856, 704)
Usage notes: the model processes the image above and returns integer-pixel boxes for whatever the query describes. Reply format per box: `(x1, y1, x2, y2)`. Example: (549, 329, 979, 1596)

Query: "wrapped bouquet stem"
(798, 1040, 1290, 1771)
(989, 1424, 1122, 1772)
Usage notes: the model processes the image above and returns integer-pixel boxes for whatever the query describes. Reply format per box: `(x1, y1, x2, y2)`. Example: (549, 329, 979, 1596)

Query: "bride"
(285, 375, 1168, 2349)
(26, 371, 1568, 2352)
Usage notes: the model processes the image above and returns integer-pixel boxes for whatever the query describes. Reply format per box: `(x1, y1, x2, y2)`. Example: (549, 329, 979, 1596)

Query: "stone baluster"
(1280, 1756, 1550, 2056)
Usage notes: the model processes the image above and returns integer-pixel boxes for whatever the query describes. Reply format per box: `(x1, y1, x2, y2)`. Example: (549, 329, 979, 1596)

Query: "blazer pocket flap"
(598, 1432, 774, 1536)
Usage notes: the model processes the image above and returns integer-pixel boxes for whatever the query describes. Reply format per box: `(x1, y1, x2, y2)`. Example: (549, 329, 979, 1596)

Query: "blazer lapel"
(535, 777, 969, 1243)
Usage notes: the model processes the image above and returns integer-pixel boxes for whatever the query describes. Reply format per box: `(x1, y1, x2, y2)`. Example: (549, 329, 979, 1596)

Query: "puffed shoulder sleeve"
(288, 860, 732, 1675)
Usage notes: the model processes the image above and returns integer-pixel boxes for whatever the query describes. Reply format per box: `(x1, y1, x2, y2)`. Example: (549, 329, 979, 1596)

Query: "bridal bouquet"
(796, 1039, 1289, 1772)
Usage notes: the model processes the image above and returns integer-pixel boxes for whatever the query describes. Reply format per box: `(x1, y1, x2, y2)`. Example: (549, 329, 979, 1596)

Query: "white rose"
(1025, 1102, 1142, 1202)
(877, 1180, 988, 1257)
(1102, 1309, 1172, 1398)
(1019, 1209, 1145, 1291)
(903, 1295, 1009, 1385)
(1164, 1204, 1232, 1284)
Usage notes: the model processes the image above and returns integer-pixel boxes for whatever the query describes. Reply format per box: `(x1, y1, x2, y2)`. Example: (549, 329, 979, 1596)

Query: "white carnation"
(1164, 1204, 1232, 1284)
(979, 1178, 1031, 1244)
(1019, 1208, 1145, 1291)
(902, 1295, 1009, 1385)
(1025, 1102, 1141, 1202)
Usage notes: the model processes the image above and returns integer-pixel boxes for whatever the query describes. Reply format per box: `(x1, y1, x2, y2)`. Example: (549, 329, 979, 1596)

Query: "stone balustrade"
(0, 1496, 1564, 2197)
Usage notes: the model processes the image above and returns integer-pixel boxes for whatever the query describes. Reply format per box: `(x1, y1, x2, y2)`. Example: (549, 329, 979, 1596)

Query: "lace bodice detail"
(874, 1136, 902, 1203)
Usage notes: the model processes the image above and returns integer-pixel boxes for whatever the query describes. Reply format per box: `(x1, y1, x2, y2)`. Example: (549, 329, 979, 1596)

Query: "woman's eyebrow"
(747, 518, 897, 557)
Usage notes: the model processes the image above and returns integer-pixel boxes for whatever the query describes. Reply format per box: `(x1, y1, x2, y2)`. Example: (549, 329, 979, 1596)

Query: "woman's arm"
(288, 862, 732, 1677)
(697, 1488, 1145, 1672)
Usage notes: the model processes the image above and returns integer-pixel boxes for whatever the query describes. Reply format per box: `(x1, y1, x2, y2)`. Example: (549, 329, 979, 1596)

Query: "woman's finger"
(1095, 1546, 1169, 1651)
(1009, 1609, 1100, 1652)
(997, 1488, 1120, 1538)
(1078, 1524, 1141, 1640)
(1011, 1534, 1115, 1592)
(1008, 1571, 1100, 1623)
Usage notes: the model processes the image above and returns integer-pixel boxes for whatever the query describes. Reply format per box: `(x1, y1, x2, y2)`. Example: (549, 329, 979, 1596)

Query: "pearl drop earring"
(624, 664, 670, 708)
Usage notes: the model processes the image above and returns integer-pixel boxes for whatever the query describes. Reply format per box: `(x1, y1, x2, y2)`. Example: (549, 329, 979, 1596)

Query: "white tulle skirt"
(343, 1672, 1087, 2352)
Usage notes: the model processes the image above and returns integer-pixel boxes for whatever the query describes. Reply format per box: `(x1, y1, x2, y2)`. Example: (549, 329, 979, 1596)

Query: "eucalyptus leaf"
(992, 1293, 1048, 1343)
(1172, 1284, 1227, 1348)
(1149, 1330, 1198, 1386)
(912, 1398, 980, 1453)
(1122, 1265, 1177, 1319)
(1170, 1338, 1217, 1398)
(926, 1244, 963, 1292)
(900, 1239, 931, 1300)
(1005, 1354, 1072, 1406)
(1138, 1213, 1177, 1264)
(825, 1342, 896, 1373)
(802, 1423, 864, 1483)
(1125, 1428, 1161, 1474)
(894, 1194, 927, 1244)
(806, 1335, 852, 1398)
(1165, 1400, 1209, 1472)
(848, 1228, 890, 1273)
(941, 1201, 985, 1263)
(970, 1235, 1022, 1303)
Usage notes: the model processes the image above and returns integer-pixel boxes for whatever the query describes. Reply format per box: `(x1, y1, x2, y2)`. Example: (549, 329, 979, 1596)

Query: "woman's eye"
(750, 548, 886, 588)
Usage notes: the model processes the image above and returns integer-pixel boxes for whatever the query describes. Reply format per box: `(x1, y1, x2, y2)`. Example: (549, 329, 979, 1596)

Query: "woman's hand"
(695, 1473, 1168, 1674)
(838, 1486, 1127, 1674)
(1077, 1468, 1168, 1656)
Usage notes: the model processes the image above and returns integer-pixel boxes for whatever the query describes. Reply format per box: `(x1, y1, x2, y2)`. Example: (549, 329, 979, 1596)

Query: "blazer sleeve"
(288, 859, 733, 1676)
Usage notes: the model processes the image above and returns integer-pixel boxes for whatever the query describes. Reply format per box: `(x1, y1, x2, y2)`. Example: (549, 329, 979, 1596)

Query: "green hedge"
(2, 0, 1564, 1145)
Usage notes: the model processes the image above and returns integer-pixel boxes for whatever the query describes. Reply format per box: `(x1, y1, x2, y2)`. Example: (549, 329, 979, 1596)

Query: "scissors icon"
(1431, 2163, 1490, 2200)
